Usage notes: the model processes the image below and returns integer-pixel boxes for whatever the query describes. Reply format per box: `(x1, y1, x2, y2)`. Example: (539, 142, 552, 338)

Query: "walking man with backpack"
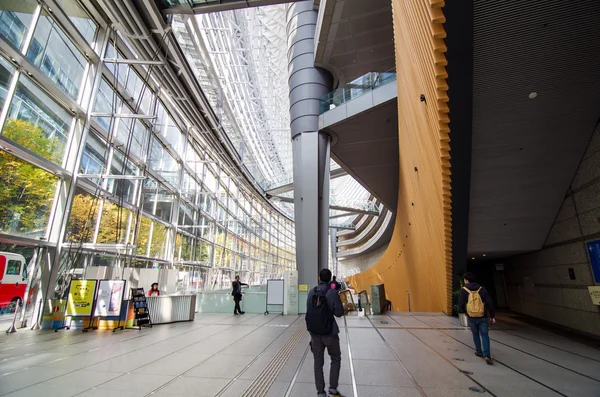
(458, 272, 496, 365)
(305, 268, 345, 397)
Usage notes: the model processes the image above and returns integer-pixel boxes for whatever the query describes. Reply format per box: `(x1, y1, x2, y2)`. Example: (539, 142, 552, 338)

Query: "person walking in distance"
(231, 275, 248, 315)
(306, 269, 345, 397)
(458, 272, 496, 365)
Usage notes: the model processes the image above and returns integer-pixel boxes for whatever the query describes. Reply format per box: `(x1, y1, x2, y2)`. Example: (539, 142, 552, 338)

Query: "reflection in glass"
(0, 3, 36, 49)
(0, 56, 15, 111)
(4, 76, 72, 164)
(26, 12, 87, 100)
(55, 0, 97, 45)
(0, 150, 59, 237)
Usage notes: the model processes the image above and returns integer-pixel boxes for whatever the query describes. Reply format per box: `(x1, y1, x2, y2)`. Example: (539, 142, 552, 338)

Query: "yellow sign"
(299, 284, 309, 292)
(588, 286, 600, 306)
(66, 279, 97, 316)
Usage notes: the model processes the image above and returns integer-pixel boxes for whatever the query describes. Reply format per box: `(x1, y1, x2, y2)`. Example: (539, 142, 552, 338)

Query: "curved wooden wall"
(345, 0, 452, 313)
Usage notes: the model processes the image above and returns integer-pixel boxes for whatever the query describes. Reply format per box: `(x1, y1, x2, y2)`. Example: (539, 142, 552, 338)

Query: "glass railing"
(320, 68, 396, 114)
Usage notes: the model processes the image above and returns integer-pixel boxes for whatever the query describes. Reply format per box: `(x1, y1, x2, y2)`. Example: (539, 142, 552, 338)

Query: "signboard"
(42, 299, 67, 322)
(66, 279, 97, 316)
(586, 240, 600, 284)
(298, 284, 309, 292)
(94, 280, 125, 316)
(495, 264, 504, 271)
(588, 286, 600, 306)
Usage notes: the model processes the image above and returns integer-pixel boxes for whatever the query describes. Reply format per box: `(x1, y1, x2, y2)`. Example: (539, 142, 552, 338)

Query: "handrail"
(320, 68, 397, 114)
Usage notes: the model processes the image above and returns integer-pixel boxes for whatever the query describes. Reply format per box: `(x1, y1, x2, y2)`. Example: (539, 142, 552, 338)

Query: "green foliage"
(452, 273, 466, 315)
(0, 119, 61, 234)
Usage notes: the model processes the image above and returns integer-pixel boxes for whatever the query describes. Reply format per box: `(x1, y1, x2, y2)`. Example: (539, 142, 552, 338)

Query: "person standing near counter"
(232, 276, 248, 315)
(148, 283, 160, 296)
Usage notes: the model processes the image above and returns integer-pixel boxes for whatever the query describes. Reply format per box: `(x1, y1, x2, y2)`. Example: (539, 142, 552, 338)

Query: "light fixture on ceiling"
(483, 254, 487, 257)
(528, 91, 538, 99)
(471, 257, 475, 260)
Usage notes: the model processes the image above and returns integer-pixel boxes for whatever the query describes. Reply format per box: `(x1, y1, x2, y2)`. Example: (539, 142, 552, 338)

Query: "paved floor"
(0, 312, 599, 397)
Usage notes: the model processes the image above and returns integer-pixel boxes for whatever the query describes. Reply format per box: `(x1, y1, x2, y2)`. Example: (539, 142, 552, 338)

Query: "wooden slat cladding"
(345, 0, 452, 314)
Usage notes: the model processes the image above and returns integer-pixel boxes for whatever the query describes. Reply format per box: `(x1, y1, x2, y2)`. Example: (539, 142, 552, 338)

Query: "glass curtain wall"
(0, 0, 295, 326)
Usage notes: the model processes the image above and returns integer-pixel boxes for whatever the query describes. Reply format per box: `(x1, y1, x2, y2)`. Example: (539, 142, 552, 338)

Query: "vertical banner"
(95, 280, 125, 316)
(66, 279, 97, 316)
(284, 271, 298, 315)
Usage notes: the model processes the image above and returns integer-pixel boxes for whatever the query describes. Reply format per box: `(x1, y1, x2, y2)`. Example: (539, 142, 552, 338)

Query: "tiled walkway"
(1, 312, 599, 396)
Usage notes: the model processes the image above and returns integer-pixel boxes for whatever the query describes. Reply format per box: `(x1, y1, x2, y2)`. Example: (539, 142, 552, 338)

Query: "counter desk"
(145, 294, 196, 324)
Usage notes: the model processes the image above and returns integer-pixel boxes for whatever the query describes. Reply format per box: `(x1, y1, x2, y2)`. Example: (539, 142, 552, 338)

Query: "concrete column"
(287, 1, 333, 286)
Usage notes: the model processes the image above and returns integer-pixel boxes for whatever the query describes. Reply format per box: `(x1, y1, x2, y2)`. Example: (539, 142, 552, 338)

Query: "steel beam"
(266, 167, 347, 196)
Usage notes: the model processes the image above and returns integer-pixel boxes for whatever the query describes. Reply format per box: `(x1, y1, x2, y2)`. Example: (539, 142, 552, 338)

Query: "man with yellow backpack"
(458, 272, 496, 365)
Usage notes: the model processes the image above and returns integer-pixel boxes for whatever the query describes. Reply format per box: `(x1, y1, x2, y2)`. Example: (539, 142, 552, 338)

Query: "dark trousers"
(233, 295, 242, 313)
(310, 333, 341, 394)
(468, 317, 491, 357)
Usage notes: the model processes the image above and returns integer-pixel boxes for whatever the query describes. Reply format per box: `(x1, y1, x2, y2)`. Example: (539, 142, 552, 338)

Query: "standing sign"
(66, 279, 97, 316)
(586, 240, 600, 284)
(94, 280, 125, 316)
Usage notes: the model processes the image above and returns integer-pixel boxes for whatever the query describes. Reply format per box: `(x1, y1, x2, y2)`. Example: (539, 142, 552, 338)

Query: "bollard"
(6, 299, 22, 334)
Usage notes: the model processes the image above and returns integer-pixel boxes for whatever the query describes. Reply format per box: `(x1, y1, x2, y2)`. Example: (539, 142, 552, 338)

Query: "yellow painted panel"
(346, 0, 452, 314)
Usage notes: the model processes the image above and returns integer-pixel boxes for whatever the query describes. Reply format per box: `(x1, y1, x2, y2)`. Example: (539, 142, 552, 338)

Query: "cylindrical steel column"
(287, 1, 333, 287)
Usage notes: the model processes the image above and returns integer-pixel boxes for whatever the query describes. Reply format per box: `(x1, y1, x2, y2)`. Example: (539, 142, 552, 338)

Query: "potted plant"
(453, 273, 468, 327)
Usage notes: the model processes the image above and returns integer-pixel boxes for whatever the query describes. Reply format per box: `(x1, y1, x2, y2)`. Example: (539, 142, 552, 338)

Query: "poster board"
(266, 279, 284, 305)
(589, 286, 600, 306)
(66, 279, 97, 316)
(94, 280, 125, 316)
(586, 240, 600, 283)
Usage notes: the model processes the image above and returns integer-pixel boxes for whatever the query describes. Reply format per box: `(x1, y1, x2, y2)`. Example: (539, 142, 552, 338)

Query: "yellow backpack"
(463, 287, 484, 317)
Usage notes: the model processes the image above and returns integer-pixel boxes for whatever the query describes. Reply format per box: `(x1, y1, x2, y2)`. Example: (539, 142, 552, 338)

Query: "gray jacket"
(306, 281, 344, 335)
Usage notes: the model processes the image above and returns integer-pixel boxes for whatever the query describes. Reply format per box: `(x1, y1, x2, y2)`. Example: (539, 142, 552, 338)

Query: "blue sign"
(586, 240, 600, 284)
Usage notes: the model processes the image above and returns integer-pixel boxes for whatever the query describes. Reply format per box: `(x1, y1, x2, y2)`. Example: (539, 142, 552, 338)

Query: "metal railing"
(320, 68, 396, 114)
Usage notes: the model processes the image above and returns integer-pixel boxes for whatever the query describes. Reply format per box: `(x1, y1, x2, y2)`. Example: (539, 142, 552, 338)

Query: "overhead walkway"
(160, 0, 295, 14)
(319, 70, 399, 213)
(2, 312, 599, 396)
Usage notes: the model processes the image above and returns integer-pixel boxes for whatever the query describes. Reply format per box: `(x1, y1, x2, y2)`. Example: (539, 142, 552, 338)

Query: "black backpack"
(305, 286, 333, 335)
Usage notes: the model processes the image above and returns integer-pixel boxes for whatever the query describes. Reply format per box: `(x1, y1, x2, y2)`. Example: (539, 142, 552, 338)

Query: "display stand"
(264, 279, 284, 315)
(94, 280, 126, 333)
(130, 288, 152, 330)
(56, 279, 98, 332)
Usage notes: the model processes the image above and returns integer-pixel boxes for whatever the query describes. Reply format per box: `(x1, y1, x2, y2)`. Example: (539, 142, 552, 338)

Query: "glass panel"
(178, 201, 194, 227)
(181, 171, 198, 204)
(149, 222, 168, 258)
(0, 2, 36, 50)
(149, 136, 180, 187)
(115, 115, 147, 160)
(66, 189, 99, 243)
(194, 240, 211, 263)
(156, 102, 184, 154)
(4, 75, 72, 164)
(107, 150, 138, 204)
(55, 0, 97, 45)
(0, 56, 15, 111)
(26, 12, 87, 100)
(96, 201, 132, 245)
(125, 70, 153, 115)
(104, 43, 128, 87)
(0, 150, 59, 237)
(80, 132, 106, 185)
(141, 178, 173, 223)
(93, 79, 117, 131)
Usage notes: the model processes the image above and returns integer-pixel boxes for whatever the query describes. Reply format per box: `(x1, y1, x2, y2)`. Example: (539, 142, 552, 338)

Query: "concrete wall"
(502, 124, 600, 337)
(337, 244, 388, 280)
(346, 0, 452, 313)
